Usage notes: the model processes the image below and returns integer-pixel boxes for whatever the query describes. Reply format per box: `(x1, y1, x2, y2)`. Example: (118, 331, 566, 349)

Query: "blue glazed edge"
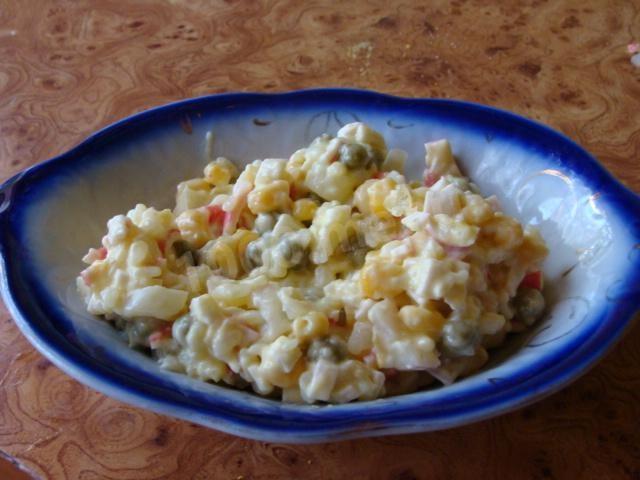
(1, 89, 639, 442)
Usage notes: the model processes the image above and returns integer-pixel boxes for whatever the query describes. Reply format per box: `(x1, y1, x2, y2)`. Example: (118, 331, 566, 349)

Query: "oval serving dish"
(1, 89, 639, 443)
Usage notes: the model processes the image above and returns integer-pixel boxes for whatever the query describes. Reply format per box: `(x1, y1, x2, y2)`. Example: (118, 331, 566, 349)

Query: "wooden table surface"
(1, 1, 639, 479)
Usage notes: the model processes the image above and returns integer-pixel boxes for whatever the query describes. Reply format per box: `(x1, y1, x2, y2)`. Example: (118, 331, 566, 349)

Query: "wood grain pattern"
(1, 0, 639, 478)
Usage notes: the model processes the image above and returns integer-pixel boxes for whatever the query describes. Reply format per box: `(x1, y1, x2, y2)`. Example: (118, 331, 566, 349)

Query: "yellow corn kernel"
(292, 199, 318, 222)
(247, 180, 291, 214)
(292, 312, 330, 342)
(399, 305, 446, 338)
(368, 178, 396, 218)
(180, 178, 211, 191)
(204, 157, 238, 186)
(360, 259, 405, 299)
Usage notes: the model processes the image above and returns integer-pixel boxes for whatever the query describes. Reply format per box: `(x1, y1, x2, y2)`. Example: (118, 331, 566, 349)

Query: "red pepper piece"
(207, 205, 226, 226)
(289, 183, 298, 200)
(520, 270, 543, 290)
(149, 324, 173, 348)
(423, 172, 440, 187)
(80, 269, 92, 286)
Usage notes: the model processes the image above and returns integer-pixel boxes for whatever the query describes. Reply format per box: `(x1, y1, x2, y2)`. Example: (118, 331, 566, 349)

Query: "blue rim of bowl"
(0, 88, 639, 442)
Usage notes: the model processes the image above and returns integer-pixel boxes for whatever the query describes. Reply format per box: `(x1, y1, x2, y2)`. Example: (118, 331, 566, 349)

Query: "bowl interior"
(4, 92, 639, 439)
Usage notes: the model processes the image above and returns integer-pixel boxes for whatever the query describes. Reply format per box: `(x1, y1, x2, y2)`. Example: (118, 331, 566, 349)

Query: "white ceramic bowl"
(1, 89, 639, 442)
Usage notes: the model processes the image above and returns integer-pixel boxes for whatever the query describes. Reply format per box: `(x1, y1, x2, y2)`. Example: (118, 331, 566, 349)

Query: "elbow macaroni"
(78, 122, 548, 404)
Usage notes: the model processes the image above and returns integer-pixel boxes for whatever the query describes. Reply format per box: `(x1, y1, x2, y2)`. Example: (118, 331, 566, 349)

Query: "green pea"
(339, 143, 369, 169)
(442, 321, 479, 356)
(340, 228, 364, 253)
(306, 336, 348, 362)
(126, 318, 163, 348)
(172, 240, 198, 265)
(514, 287, 545, 326)
(349, 248, 367, 267)
(278, 238, 308, 268)
(245, 241, 263, 268)
(366, 144, 385, 167)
